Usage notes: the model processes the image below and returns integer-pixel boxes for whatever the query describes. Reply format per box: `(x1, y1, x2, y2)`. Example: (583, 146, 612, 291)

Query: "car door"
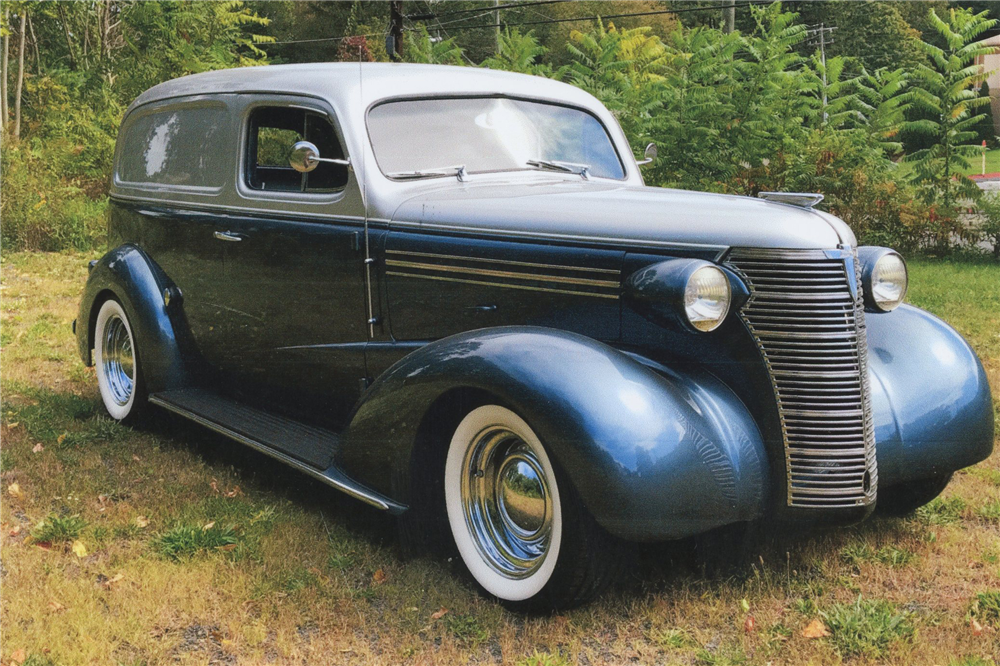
(210, 97, 370, 429)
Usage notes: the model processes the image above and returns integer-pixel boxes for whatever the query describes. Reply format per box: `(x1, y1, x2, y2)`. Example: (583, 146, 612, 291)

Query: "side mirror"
(289, 140, 350, 173)
(636, 142, 657, 167)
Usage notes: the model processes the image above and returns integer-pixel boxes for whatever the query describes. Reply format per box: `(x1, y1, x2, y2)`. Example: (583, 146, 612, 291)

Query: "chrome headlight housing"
(858, 247, 908, 312)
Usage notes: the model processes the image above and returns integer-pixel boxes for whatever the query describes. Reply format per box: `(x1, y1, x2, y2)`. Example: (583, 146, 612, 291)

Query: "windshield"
(367, 97, 626, 180)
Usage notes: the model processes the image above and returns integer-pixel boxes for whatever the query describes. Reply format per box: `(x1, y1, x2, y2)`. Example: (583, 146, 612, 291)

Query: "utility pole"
(806, 23, 836, 123)
(13, 9, 25, 140)
(495, 0, 501, 55)
(388, 1, 404, 62)
(723, 2, 735, 34)
(2, 9, 9, 128)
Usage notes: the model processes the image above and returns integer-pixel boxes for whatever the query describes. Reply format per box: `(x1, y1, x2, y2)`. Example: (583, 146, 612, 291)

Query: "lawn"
(1, 251, 998, 666)
(892, 148, 1000, 179)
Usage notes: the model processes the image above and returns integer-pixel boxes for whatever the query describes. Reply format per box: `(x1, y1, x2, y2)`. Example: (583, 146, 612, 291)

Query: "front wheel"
(94, 298, 147, 423)
(444, 405, 622, 610)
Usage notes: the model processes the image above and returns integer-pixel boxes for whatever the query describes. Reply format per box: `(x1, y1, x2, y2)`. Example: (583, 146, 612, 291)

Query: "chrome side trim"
(385, 259, 620, 288)
(385, 249, 621, 274)
(386, 271, 620, 299)
(148, 395, 402, 513)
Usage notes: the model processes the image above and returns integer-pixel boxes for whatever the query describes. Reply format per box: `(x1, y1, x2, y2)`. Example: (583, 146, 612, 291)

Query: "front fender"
(339, 327, 768, 541)
(867, 304, 994, 487)
(76, 244, 187, 393)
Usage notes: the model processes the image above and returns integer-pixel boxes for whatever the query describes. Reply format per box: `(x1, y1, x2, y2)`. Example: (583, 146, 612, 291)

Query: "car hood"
(389, 179, 855, 253)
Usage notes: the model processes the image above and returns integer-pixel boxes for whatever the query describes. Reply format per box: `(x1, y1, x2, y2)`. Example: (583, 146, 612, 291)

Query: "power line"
(406, 0, 568, 22)
(268, 32, 383, 46)
(431, 2, 771, 32)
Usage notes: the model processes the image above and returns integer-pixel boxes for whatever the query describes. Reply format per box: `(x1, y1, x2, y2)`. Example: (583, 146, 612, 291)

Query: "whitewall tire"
(94, 299, 144, 422)
(445, 405, 563, 602)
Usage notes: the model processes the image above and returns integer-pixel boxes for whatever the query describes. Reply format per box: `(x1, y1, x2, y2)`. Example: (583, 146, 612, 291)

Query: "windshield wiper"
(387, 164, 467, 182)
(527, 159, 590, 180)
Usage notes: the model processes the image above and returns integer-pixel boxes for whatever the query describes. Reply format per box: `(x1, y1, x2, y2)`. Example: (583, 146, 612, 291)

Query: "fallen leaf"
(740, 598, 750, 613)
(34, 541, 52, 550)
(9, 525, 22, 536)
(97, 494, 109, 504)
(430, 607, 448, 620)
(218, 543, 237, 552)
(57, 433, 66, 445)
(99, 573, 124, 589)
(132, 454, 141, 462)
(135, 516, 149, 528)
(971, 619, 984, 636)
(210, 479, 220, 494)
(72, 540, 88, 558)
(48, 601, 66, 613)
(7, 483, 23, 499)
(225, 486, 242, 498)
(10, 648, 26, 664)
(744, 615, 756, 634)
(8, 422, 19, 428)
(202, 521, 215, 531)
(372, 568, 387, 585)
(802, 619, 830, 639)
(32, 443, 44, 453)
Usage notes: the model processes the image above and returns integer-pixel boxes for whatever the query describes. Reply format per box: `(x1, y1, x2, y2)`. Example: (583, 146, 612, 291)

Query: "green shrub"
(821, 596, 915, 659)
(970, 590, 1000, 625)
(30, 514, 87, 543)
(153, 523, 239, 560)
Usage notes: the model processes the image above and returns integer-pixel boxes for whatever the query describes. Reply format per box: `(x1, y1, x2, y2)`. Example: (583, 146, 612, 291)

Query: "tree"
(481, 29, 555, 77)
(903, 8, 999, 212)
(13, 8, 24, 139)
(404, 24, 465, 65)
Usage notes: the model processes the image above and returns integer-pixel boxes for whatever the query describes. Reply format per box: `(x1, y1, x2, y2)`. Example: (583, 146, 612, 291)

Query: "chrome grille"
(727, 248, 877, 509)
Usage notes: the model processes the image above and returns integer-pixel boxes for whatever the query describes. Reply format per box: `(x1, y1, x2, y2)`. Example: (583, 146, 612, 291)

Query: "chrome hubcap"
(461, 427, 553, 579)
(102, 314, 134, 406)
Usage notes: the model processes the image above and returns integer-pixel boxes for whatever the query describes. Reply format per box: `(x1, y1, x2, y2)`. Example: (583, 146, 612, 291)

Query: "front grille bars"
(726, 248, 878, 509)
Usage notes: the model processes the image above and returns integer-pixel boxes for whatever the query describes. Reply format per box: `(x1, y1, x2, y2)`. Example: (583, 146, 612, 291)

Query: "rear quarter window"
(116, 102, 230, 190)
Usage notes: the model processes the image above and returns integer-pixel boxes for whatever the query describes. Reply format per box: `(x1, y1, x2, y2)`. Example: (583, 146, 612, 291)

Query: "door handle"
(213, 231, 243, 242)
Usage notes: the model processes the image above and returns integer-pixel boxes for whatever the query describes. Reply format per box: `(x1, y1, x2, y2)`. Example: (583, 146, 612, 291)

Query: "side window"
(246, 107, 348, 193)
(117, 104, 229, 189)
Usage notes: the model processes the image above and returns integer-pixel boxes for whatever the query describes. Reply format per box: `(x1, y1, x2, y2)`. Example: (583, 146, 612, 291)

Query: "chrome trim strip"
(385, 249, 621, 274)
(386, 270, 620, 299)
(148, 395, 400, 512)
(389, 219, 730, 256)
(385, 259, 620, 288)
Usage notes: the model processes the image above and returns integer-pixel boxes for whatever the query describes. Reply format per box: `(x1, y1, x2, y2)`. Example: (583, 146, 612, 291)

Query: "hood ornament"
(757, 192, 824, 209)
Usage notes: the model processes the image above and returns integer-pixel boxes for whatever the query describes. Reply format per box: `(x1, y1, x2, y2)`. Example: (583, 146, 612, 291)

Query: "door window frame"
(235, 95, 359, 212)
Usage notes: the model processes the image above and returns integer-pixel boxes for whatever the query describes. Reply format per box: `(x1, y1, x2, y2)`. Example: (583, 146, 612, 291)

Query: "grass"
(0, 250, 998, 665)
(896, 147, 1000, 178)
(821, 596, 915, 659)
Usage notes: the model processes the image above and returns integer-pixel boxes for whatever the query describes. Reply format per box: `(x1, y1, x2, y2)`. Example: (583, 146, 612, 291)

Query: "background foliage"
(2, 0, 1000, 257)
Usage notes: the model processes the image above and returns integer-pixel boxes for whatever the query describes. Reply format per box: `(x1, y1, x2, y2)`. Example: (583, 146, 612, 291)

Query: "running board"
(149, 388, 405, 514)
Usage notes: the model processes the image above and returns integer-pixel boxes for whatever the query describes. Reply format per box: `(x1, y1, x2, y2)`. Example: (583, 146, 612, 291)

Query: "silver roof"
(130, 62, 601, 113)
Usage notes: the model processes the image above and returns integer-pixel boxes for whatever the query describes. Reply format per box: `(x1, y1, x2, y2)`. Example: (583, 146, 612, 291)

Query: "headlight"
(624, 259, 741, 334)
(859, 248, 907, 312)
(684, 265, 732, 331)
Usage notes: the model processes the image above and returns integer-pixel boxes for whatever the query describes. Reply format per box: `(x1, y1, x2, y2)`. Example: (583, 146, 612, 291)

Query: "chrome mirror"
(289, 140, 350, 173)
(637, 142, 657, 167)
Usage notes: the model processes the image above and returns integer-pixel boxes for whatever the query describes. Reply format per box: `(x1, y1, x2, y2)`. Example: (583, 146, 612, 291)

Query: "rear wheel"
(876, 473, 953, 517)
(94, 298, 147, 423)
(444, 404, 621, 610)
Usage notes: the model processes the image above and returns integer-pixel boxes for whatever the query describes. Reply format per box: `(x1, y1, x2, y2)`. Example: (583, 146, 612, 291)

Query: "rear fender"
(76, 245, 188, 393)
(339, 327, 768, 541)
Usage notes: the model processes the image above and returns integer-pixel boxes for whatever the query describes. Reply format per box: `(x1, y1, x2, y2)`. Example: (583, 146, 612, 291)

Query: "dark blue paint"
(866, 304, 994, 488)
(338, 327, 768, 541)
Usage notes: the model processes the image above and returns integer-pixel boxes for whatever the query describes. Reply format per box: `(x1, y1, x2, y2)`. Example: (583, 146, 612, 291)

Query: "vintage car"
(75, 63, 994, 609)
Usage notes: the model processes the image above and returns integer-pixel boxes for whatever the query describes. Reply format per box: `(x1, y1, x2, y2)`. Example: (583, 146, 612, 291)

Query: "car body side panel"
(867, 304, 994, 487)
(76, 244, 190, 394)
(338, 327, 768, 541)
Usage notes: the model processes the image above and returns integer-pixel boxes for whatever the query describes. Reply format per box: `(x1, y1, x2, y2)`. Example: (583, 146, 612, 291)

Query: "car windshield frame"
(365, 94, 629, 182)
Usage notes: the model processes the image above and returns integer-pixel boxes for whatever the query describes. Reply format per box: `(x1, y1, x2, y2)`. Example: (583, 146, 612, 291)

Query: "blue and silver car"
(75, 63, 994, 609)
